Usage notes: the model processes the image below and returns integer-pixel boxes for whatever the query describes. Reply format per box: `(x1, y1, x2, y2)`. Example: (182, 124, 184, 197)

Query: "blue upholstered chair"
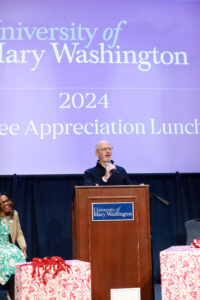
(185, 219, 200, 245)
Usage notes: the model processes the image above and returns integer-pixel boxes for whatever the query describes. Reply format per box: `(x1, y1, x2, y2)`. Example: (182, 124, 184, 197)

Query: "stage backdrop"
(1, 173, 200, 283)
(0, 0, 200, 174)
(1, 0, 200, 285)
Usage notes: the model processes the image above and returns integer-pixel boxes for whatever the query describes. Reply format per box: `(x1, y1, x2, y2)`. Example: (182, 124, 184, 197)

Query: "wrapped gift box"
(160, 246, 200, 300)
(15, 260, 91, 300)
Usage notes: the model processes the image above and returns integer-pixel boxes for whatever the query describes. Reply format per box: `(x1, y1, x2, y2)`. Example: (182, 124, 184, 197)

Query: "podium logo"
(92, 202, 134, 221)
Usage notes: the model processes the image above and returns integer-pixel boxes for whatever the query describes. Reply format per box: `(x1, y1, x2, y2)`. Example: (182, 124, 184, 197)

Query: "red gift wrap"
(15, 260, 91, 300)
(160, 246, 200, 300)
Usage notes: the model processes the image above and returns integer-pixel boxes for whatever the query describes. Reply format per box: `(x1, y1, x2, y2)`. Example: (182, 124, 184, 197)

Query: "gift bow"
(31, 256, 71, 284)
(191, 238, 200, 248)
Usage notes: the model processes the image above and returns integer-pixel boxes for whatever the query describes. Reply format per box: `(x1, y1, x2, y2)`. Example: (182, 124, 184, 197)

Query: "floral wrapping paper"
(160, 246, 200, 300)
(15, 260, 91, 300)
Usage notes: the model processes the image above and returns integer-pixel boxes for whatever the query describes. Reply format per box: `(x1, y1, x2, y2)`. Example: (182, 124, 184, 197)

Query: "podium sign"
(92, 202, 134, 221)
(72, 185, 153, 300)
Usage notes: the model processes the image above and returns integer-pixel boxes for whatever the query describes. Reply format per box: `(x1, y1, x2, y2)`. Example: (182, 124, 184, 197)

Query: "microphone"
(150, 192, 169, 206)
(105, 163, 120, 174)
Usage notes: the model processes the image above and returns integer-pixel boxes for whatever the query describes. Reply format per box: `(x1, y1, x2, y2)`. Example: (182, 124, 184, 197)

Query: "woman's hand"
(22, 246, 27, 259)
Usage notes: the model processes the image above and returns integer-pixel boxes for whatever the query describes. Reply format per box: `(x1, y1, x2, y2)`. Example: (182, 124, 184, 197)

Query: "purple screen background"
(0, 0, 200, 174)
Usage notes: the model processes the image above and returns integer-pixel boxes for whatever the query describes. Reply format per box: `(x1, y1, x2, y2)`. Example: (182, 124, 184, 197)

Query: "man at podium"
(84, 140, 133, 186)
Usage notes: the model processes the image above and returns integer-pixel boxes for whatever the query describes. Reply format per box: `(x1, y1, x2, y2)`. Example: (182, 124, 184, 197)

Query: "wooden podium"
(72, 185, 153, 300)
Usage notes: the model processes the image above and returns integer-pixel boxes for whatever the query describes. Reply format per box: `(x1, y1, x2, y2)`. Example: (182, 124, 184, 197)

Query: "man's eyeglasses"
(98, 147, 113, 151)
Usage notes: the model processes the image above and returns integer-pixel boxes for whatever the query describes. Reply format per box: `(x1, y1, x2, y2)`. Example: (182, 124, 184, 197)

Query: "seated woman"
(0, 193, 27, 300)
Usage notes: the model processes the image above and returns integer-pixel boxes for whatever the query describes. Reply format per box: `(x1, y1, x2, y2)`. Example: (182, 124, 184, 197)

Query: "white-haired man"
(84, 140, 133, 186)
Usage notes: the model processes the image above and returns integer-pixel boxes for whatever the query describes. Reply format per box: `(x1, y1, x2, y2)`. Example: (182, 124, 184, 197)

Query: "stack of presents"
(160, 240, 200, 300)
(15, 257, 91, 300)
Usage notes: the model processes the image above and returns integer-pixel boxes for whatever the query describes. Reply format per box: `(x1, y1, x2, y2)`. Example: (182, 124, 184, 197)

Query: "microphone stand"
(150, 192, 169, 206)
(131, 179, 169, 206)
